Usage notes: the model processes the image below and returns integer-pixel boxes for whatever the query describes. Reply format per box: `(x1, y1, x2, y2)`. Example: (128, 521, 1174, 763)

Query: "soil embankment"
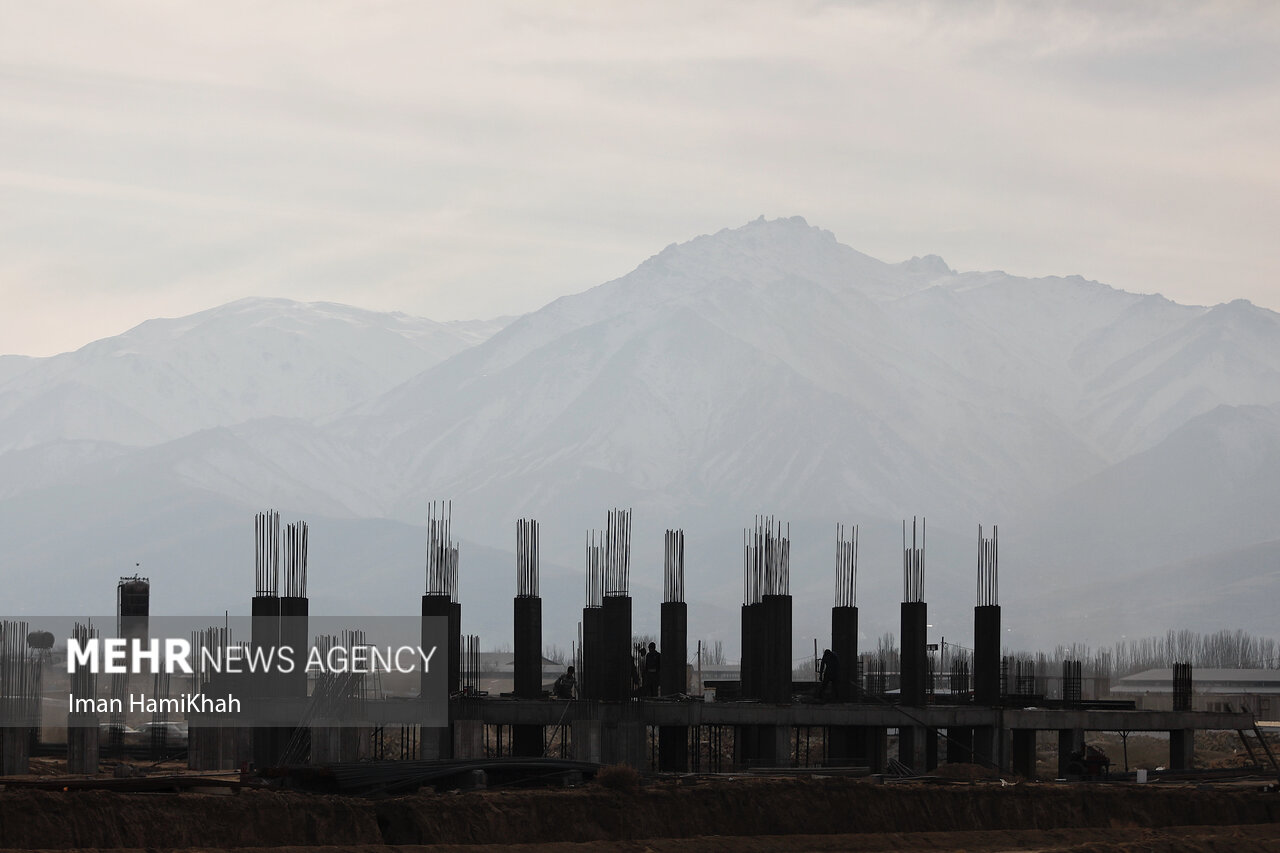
(0, 778, 1277, 849)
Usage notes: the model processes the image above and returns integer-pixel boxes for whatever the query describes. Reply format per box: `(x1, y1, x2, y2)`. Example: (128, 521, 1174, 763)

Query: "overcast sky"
(2, 1, 1277, 356)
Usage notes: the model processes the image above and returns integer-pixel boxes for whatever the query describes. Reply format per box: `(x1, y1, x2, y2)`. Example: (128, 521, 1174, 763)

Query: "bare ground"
(1, 775, 1278, 851)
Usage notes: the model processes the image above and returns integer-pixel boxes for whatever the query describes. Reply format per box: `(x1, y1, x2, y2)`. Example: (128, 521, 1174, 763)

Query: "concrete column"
(251, 594, 282, 769)
(971, 726, 999, 769)
(601, 719, 645, 767)
(740, 602, 761, 699)
(454, 720, 484, 759)
(898, 725, 929, 773)
(973, 605, 1001, 706)
(1, 727, 30, 775)
(900, 602, 928, 706)
(601, 595, 632, 700)
(1011, 729, 1037, 779)
(1170, 728, 1195, 770)
(513, 596, 542, 698)
(659, 601, 687, 696)
(448, 601, 462, 696)
(831, 605, 859, 701)
(572, 719, 601, 763)
(946, 727, 974, 765)
(581, 606, 604, 700)
(658, 725, 688, 771)
(66, 713, 99, 774)
(761, 595, 792, 704)
(1057, 728, 1085, 777)
(512, 594, 544, 757)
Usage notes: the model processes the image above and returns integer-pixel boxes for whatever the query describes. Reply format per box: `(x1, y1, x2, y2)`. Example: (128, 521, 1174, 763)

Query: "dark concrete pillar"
(831, 605, 858, 701)
(947, 727, 974, 765)
(659, 600, 688, 771)
(659, 601, 687, 696)
(1170, 728, 1195, 770)
(734, 724, 787, 768)
(974, 605, 1001, 706)
(658, 724, 688, 771)
(899, 725, 928, 772)
(973, 725, 999, 768)
(900, 601, 928, 706)
(740, 602, 761, 699)
(421, 593, 455, 760)
(513, 594, 544, 757)
(278, 596, 309, 700)
(421, 594, 452, 698)
(448, 601, 462, 696)
(251, 594, 283, 769)
(581, 606, 604, 700)
(1011, 729, 1037, 779)
(1058, 728, 1084, 777)
(513, 596, 542, 698)
(601, 595, 632, 700)
(66, 713, 99, 774)
(830, 725, 883, 770)
(761, 595, 792, 703)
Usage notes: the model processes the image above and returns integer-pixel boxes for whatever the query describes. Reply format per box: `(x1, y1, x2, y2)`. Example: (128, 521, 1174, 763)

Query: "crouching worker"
(553, 665, 577, 699)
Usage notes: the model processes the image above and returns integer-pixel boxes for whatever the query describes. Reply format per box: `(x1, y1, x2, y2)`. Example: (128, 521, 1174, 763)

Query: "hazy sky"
(2, 1, 1278, 356)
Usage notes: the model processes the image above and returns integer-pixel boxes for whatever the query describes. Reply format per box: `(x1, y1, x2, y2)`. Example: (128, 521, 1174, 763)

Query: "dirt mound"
(928, 762, 1004, 781)
(0, 778, 1277, 848)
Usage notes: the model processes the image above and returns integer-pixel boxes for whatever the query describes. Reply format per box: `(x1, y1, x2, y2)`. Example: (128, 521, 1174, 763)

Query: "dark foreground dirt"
(0, 778, 1277, 851)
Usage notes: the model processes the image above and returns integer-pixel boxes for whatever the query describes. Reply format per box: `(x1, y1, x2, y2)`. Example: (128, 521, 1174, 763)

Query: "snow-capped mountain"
(2, 217, 1278, 647)
(0, 297, 508, 453)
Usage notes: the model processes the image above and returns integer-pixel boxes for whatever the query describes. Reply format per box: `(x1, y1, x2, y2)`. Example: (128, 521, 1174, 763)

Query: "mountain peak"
(896, 254, 953, 279)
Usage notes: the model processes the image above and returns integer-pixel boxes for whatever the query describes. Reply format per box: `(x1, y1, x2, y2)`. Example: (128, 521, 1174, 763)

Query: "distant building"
(1112, 668, 1280, 718)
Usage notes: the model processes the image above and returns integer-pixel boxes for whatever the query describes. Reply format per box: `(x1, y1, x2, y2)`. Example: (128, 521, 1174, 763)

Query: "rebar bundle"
(664, 529, 685, 604)
(902, 516, 925, 603)
(313, 630, 368, 715)
(950, 657, 971, 696)
(603, 507, 632, 597)
(743, 515, 790, 604)
(1173, 661, 1193, 711)
(583, 531, 605, 608)
(424, 500, 459, 600)
(834, 523, 858, 607)
(1062, 659, 1082, 706)
(255, 510, 281, 597)
(864, 657, 886, 697)
(190, 625, 232, 695)
(283, 521, 308, 598)
(0, 621, 38, 727)
(461, 634, 481, 695)
(70, 621, 98, 705)
(516, 519, 539, 598)
(977, 523, 998, 607)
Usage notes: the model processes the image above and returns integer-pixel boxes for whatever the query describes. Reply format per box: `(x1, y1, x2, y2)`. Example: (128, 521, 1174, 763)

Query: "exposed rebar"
(254, 510, 281, 597)
(902, 516, 925, 603)
(977, 523, 999, 607)
(835, 523, 859, 607)
(603, 507, 632, 597)
(425, 500, 459, 600)
(516, 518, 540, 598)
(664, 528, 685, 604)
(283, 520, 309, 598)
(744, 515, 789, 603)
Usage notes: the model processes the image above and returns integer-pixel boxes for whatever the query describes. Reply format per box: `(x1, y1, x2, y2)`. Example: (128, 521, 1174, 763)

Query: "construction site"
(1, 506, 1279, 852)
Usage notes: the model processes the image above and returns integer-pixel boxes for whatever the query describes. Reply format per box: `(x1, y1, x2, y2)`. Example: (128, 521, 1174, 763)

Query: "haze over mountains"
(3, 217, 1277, 652)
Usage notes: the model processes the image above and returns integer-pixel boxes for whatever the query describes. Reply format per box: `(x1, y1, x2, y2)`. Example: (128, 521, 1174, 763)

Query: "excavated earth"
(1, 777, 1279, 851)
